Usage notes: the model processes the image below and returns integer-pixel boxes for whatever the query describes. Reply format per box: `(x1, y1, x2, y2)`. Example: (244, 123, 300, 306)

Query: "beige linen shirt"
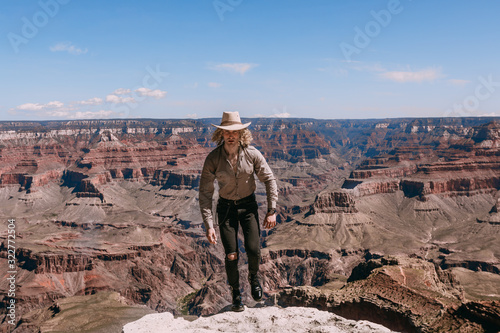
(199, 144, 278, 230)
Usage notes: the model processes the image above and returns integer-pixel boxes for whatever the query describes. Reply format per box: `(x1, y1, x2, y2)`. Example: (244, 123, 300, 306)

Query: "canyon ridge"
(0, 117, 499, 332)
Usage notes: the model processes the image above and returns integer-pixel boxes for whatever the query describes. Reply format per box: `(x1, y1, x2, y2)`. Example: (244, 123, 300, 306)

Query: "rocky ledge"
(276, 256, 500, 333)
(123, 306, 396, 333)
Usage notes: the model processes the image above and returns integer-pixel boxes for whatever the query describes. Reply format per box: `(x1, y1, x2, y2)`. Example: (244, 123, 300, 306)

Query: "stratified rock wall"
(1, 117, 500, 332)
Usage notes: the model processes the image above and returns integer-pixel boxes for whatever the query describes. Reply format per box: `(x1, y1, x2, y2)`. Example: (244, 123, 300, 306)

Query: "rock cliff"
(275, 256, 500, 332)
(1, 117, 499, 332)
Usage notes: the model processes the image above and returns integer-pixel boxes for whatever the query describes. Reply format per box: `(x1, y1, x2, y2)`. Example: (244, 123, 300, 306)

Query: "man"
(199, 111, 278, 312)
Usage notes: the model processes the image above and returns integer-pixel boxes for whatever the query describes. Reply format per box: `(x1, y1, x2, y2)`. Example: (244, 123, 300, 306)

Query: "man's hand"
(263, 213, 276, 229)
(206, 228, 217, 244)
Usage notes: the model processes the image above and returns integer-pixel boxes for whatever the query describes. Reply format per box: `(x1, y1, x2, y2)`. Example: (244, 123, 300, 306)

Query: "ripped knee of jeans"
(227, 252, 238, 261)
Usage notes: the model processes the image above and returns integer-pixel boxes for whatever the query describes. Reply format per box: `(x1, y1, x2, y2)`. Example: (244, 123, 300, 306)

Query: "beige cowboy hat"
(212, 111, 251, 131)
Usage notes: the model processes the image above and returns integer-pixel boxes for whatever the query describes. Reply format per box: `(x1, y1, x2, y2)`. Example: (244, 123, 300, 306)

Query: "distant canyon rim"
(0, 117, 499, 332)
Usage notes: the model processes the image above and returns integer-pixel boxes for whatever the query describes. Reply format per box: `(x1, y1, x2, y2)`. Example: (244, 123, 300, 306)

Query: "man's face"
(222, 130, 240, 146)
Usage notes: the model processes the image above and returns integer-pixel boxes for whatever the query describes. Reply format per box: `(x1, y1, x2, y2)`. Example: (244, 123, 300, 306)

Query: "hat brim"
(211, 122, 251, 131)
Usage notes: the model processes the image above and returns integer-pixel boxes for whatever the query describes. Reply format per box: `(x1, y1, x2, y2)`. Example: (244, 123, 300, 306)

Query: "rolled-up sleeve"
(199, 153, 216, 230)
(253, 149, 278, 210)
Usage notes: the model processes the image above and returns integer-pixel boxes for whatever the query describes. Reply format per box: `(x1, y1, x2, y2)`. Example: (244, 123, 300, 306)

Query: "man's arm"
(199, 154, 217, 241)
(253, 149, 278, 209)
(253, 149, 278, 229)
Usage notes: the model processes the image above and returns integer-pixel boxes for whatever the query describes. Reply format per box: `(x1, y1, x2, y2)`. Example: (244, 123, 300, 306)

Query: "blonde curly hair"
(212, 128, 253, 147)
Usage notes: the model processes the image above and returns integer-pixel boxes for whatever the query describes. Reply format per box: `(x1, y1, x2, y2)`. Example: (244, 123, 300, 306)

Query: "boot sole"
(231, 305, 245, 312)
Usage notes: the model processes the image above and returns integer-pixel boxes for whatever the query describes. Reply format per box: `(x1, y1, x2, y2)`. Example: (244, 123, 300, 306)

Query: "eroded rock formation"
(0, 117, 499, 332)
(275, 256, 500, 332)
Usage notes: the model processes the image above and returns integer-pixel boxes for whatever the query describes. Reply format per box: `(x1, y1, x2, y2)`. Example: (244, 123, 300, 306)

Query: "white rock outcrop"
(123, 306, 396, 333)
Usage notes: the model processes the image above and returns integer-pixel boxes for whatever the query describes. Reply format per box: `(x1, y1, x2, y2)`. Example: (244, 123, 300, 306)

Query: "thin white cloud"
(46, 101, 63, 108)
(208, 82, 222, 88)
(379, 67, 443, 83)
(448, 79, 470, 87)
(45, 110, 71, 118)
(10, 100, 77, 119)
(186, 113, 198, 119)
(50, 42, 88, 55)
(350, 62, 385, 73)
(77, 97, 103, 105)
(17, 103, 44, 111)
(211, 63, 258, 75)
(477, 112, 500, 117)
(113, 88, 131, 95)
(270, 112, 291, 118)
(106, 88, 167, 102)
(16, 101, 64, 111)
(11, 85, 167, 120)
(70, 110, 124, 119)
(333, 60, 447, 84)
(105, 94, 136, 104)
(270, 106, 290, 118)
(253, 108, 291, 118)
(135, 87, 167, 99)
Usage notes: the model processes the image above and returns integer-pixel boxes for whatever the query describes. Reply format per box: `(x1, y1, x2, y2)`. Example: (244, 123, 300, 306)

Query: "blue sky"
(1, 0, 500, 121)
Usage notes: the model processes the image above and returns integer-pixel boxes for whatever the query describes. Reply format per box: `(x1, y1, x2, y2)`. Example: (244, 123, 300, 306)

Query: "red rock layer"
(342, 121, 500, 199)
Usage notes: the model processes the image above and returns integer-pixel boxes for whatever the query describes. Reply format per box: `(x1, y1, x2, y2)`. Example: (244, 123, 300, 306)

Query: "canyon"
(0, 117, 499, 332)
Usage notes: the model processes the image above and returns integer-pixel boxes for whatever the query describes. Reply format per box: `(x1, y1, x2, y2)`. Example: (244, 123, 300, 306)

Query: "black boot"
(231, 287, 244, 312)
(248, 274, 262, 302)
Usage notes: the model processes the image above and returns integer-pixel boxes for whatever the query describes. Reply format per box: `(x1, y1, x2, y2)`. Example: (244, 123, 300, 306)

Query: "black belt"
(218, 193, 256, 206)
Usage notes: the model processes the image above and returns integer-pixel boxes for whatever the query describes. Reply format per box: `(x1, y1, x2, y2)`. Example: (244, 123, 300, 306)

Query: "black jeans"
(217, 194, 260, 290)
